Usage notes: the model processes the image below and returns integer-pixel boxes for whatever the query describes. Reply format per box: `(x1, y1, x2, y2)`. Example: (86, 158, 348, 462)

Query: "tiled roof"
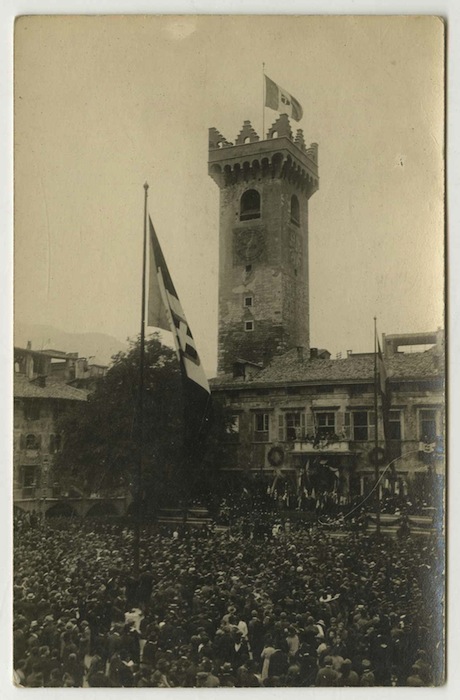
(14, 374, 88, 401)
(210, 348, 444, 389)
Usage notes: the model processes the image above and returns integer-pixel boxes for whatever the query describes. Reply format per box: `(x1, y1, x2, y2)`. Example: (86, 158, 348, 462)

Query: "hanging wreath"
(268, 445, 285, 467)
(369, 447, 386, 466)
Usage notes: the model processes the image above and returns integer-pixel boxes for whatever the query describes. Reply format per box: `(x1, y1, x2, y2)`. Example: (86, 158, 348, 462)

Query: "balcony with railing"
(289, 431, 352, 455)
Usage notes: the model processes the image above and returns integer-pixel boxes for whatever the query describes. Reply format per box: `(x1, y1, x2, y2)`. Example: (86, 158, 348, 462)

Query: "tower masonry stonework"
(208, 114, 319, 375)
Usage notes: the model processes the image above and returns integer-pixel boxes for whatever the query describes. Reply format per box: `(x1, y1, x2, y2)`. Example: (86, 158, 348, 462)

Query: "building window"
(25, 433, 40, 450)
(22, 465, 37, 488)
(49, 434, 62, 454)
(244, 320, 254, 332)
(346, 410, 376, 441)
(254, 413, 269, 442)
(388, 409, 403, 440)
(240, 189, 261, 221)
(279, 411, 305, 441)
(24, 399, 41, 421)
(419, 409, 438, 442)
(225, 414, 240, 442)
(244, 295, 253, 307)
(315, 411, 336, 438)
(290, 194, 300, 226)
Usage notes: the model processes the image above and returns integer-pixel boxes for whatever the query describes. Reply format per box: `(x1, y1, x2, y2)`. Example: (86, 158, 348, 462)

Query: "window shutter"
(369, 410, 376, 441)
(306, 409, 315, 437)
(300, 412, 306, 438)
(336, 411, 345, 433)
(278, 414, 285, 442)
(344, 412, 351, 440)
(20, 434, 26, 450)
(37, 435, 42, 449)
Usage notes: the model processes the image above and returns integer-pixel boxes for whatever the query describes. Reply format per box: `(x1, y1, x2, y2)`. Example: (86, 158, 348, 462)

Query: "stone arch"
(45, 501, 79, 518)
(85, 501, 119, 518)
(271, 152, 284, 177)
(240, 189, 261, 221)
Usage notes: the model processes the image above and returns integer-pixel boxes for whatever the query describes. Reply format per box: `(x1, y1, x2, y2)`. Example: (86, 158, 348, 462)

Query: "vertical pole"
(134, 182, 149, 578)
(374, 316, 381, 536)
(262, 63, 266, 140)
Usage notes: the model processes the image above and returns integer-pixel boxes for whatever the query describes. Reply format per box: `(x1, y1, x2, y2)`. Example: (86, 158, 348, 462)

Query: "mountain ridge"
(14, 322, 129, 367)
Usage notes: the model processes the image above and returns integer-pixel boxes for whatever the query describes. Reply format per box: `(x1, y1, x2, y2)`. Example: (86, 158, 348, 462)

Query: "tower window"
(244, 320, 254, 332)
(245, 264, 252, 273)
(244, 295, 253, 307)
(240, 189, 261, 221)
(290, 194, 300, 226)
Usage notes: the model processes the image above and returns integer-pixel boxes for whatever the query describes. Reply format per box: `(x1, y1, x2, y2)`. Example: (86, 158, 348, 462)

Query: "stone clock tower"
(208, 114, 319, 375)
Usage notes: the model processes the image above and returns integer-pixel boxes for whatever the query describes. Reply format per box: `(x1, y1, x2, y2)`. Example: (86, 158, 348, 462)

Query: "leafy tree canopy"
(52, 333, 231, 511)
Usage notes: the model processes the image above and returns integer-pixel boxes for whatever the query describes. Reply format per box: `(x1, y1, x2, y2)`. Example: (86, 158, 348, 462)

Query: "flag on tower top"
(265, 75, 303, 122)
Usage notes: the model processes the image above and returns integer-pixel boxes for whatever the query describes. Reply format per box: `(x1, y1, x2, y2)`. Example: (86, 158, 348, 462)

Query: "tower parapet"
(209, 114, 318, 197)
(209, 115, 319, 375)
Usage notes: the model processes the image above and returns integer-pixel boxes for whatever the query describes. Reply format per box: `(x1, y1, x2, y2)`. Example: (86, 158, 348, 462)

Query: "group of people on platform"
(14, 512, 442, 687)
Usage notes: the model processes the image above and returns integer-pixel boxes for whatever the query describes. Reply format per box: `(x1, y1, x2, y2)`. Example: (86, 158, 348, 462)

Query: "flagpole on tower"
(262, 62, 265, 139)
(133, 181, 149, 578)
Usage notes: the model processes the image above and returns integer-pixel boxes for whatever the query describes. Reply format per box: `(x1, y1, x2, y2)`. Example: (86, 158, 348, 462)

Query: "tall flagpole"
(134, 181, 149, 578)
(262, 62, 266, 139)
(374, 316, 381, 536)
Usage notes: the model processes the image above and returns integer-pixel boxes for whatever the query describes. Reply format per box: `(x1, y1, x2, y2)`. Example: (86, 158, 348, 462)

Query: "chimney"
(26, 340, 32, 350)
(309, 347, 318, 360)
(297, 346, 305, 362)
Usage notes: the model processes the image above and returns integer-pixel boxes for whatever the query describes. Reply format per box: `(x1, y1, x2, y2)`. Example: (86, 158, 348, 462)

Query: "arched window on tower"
(240, 189, 261, 221)
(290, 194, 300, 226)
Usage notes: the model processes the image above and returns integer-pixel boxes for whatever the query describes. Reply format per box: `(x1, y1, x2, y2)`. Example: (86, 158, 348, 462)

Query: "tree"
(52, 333, 232, 513)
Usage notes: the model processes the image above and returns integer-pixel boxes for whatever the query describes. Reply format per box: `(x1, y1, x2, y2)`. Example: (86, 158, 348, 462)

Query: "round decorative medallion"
(268, 445, 285, 467)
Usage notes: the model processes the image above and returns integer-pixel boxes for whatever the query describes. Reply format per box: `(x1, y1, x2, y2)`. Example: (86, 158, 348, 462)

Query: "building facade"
(211, 331, 444, 505)
(13, 345, 112, 516)
(208, 116, 445, 506)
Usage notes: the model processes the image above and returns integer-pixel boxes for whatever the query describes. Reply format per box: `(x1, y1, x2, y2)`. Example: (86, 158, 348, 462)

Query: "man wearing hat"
(359, 659, 375, 686)
(219, 661, 237, 687)
(314, 655, 339, 687)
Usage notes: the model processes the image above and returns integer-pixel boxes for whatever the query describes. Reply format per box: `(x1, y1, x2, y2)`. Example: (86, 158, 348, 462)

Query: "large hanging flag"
(376, 336, 391, 444)
(147, 217, 212, 463)
(377, 338, 387, 396)
(265, 74, 303, 122)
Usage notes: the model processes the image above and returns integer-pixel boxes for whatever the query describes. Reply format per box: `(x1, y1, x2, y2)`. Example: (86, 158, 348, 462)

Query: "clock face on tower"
(234, 228, 265, 263)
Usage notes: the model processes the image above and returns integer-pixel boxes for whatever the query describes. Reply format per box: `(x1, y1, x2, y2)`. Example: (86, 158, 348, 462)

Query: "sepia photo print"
(12, 15, 445, 689)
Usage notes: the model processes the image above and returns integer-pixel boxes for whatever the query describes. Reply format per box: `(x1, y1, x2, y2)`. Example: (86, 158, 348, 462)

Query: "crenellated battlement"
(208, 114, 318, 195)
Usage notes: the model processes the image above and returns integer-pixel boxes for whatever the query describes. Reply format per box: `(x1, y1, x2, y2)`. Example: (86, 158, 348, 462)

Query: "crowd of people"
(13, 510, 443, 688)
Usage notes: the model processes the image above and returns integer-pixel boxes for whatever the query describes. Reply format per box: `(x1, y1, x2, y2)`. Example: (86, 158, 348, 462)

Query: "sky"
(14, 15, 445, 376)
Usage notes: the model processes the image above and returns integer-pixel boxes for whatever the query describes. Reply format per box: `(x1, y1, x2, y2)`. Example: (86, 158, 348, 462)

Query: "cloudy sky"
(14, 15, 444, 374)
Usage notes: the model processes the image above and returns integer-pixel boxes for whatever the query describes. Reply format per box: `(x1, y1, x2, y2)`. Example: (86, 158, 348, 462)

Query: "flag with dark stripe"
(147, 217, 212, 465)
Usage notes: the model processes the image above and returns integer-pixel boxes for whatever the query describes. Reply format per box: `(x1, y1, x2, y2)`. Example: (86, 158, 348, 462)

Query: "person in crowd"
(13, 511, 441, 687)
